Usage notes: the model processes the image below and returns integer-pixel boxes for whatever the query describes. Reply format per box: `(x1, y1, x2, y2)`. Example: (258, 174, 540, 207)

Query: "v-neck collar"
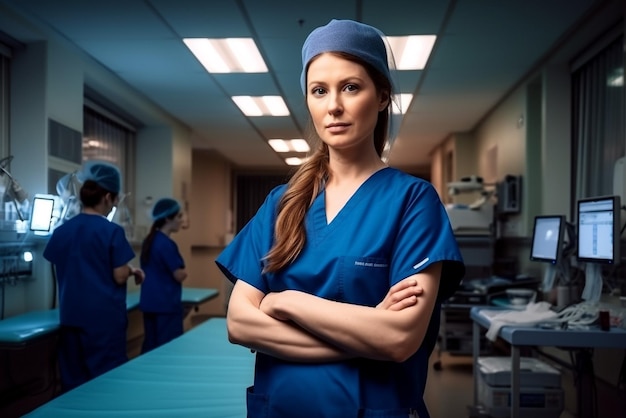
(313, 166, 392, 229)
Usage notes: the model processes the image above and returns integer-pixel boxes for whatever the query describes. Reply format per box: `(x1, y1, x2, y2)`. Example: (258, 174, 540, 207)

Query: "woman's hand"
(376, 278, 423, 311)
(259, 291, 289, 321)
(131, 266, 145, 285)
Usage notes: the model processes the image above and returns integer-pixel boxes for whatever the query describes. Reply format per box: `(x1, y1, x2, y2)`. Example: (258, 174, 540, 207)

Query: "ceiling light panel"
(386, 35, 436, 70)
(233, 96, 290, 116)
(262, 96, 290, 116)
(392, 94, 413, 114)
(232, 96, 262, 116)
(285, 157, 306, 166)
(184, 38, 268, 73)
(268, 139, 290, 152)
(268, 139, 310, 153)
(291, 139, 310, 152)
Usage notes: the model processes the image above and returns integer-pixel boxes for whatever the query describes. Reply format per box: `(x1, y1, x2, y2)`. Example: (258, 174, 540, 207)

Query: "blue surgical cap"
(78, 160, 121, 194)
(300, 19, 391, 94)
(152, 198, 181, 221)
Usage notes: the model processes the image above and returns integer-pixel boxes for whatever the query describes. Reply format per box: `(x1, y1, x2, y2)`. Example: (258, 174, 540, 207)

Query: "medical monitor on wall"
(577, 195, 621, 265)
(530, 215, 566, 264)
(30, 196, 55, 232)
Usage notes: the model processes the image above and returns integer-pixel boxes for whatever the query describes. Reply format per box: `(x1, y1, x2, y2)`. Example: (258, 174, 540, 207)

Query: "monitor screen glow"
(577, 195, 620, 265)
(107, 206, 116, 222)
(30, 197, 55, 232)
(530, 215, 565, 264)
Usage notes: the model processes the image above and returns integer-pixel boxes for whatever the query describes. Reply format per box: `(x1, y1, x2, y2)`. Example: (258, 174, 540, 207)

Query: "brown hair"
(140, 211, 179, 265)
(79, 180, 119, 208)
(263, 52, 392, 272)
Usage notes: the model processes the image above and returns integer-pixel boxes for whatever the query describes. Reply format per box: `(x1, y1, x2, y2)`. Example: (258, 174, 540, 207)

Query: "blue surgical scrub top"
(216, 167, 465, 418)
(140, 231, 185, 313)
(44, 213, 136, 331)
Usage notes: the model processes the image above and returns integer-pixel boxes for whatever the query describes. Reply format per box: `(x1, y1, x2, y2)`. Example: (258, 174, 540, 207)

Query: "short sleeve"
(160, 238, 185, 273)
(111, 225, 136, 268)
(215, 185, 285, 293)
(390, 182, 465, 302)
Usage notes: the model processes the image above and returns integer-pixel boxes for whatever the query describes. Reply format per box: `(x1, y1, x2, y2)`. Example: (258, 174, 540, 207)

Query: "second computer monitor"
(577, 195, 621, 265)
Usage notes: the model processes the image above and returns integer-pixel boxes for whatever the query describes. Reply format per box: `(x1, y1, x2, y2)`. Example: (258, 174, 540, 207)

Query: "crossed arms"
(226, 262, 441, 363)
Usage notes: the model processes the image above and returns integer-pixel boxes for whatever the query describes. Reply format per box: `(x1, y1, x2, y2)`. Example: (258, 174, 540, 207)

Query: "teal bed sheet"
(25, 318, 254, 417)
(0, 288, 219, 346)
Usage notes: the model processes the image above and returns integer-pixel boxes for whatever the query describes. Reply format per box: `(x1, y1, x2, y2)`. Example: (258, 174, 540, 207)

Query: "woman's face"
(166, 211, 185, 233)
(306, 53, 388, 154)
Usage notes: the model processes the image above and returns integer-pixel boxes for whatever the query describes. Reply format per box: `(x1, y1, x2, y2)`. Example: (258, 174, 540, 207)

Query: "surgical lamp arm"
(0, 166, 26, 222)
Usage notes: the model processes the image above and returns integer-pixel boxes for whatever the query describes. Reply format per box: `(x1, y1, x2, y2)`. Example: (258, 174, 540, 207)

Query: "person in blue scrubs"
(216, 19, 465, 418)
(44, 161, 144, 392)
(139, 198, 187, 354)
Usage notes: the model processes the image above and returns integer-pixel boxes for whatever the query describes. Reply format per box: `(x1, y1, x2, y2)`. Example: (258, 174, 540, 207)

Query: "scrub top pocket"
(339, 256, 390, 305)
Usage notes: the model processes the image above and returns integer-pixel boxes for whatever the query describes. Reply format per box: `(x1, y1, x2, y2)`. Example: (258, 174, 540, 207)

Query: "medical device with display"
(576, 195, 620, 265)
(30, 196, 55, 232)
(530, 215, 566, 264)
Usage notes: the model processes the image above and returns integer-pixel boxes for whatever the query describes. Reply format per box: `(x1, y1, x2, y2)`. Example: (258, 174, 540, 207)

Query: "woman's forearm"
(227, 282, 351, 362)
(262, 266, 441, 362)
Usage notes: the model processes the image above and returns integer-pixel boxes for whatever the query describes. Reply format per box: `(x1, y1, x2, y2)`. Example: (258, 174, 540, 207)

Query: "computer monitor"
(576, 195, 621, 265)
(530, 215, 566, 264)
(30, 196, 55, 232)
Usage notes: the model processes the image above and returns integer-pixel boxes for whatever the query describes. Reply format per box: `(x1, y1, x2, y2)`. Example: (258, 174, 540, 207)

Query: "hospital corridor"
(1, 0, 626, 417)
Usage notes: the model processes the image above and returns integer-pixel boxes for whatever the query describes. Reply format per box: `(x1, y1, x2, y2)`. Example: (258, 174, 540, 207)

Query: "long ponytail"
(140, 218, 166, 265)
(263, 140, 329, 272)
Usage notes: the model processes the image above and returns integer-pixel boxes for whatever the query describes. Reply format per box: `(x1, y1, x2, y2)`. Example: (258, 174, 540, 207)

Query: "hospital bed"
(0, 287, 218, 348)
(0, 309, 60, 348)
(126, 287, 219, 318)
(0, 287, 219, 416)
(24, 317, 254, 417)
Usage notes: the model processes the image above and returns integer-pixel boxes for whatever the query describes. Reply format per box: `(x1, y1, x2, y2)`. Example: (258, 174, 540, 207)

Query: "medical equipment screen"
(30, 196, 55, 232)
(530, 215, 565, 264)
(577, 195, 620, 264)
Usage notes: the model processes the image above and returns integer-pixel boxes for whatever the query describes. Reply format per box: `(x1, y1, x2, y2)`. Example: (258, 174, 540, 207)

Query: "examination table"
(0, 287, 220, 416)
(24, 317, 254, 417)
(0, 287, 218, 347)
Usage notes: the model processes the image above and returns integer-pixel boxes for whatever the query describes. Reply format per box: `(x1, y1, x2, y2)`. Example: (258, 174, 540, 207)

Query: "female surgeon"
(139, 198, 187, 354)
(44, 161, 144, 392)
(216, 19, 465, 418)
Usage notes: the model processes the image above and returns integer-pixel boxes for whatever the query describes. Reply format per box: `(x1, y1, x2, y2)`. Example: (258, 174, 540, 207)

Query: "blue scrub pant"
(141, 312, 183, 354)
(58, 325, 128, 393)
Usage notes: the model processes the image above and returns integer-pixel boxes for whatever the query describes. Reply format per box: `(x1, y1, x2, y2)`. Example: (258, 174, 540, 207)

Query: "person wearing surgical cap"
(44, 160, 144, 393)
(139, 198, 187, 354)
(216, 19, 465, 417)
